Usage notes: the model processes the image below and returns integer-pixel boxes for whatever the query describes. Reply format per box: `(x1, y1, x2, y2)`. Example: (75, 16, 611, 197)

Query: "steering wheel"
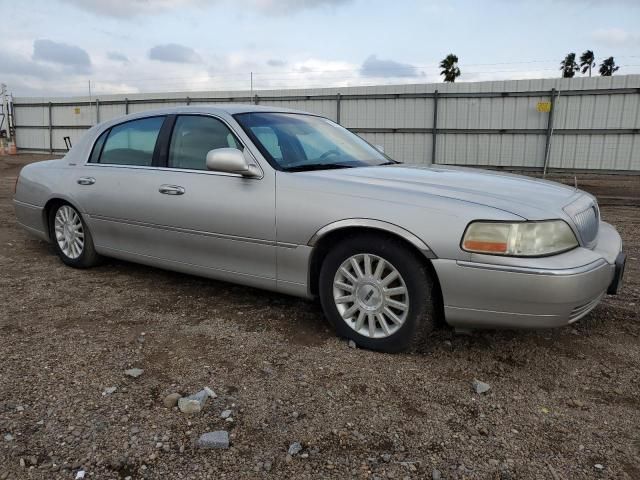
(318, 149, 341, 162)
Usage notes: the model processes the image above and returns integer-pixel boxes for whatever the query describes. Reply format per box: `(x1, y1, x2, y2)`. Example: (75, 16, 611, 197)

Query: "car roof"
(124, 103, 310, 118)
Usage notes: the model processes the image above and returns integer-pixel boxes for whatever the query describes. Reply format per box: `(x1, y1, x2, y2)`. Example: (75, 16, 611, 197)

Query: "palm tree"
(579, 50, 595, 77)
(560, 53, 579, 78)
(599, 57, 619, 76)
(439, 54, 461, 83)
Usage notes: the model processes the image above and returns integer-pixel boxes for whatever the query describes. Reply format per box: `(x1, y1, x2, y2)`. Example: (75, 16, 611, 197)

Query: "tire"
(49, 202, 101, 268)
(319, 233, 436, 353)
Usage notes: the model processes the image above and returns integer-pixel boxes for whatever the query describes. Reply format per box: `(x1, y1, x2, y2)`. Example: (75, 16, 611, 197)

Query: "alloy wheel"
(332, 253, 409, 338)
(54, 205, 85, 259)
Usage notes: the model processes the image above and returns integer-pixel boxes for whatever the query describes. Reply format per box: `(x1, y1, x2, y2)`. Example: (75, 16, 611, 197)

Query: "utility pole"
(0, 83, 6, 136)
(250, 72, 253, 101)
(88, 80, 93, 125)
(1, 83, 16, 153)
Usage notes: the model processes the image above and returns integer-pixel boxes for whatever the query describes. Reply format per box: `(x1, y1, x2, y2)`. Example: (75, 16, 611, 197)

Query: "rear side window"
(99, 117, 165, 166)
(168, 115, 241, 170)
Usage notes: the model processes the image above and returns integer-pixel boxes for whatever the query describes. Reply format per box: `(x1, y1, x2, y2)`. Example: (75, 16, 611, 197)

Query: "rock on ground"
(196, 431, 229, 449)
(124, 368, 144, 378)
(102, 386, 117, 396)
(163, 393, 182, 408)
(178, 389, 212, 414)
(288, 442, 303, 456)
(472, 379, 491, 394)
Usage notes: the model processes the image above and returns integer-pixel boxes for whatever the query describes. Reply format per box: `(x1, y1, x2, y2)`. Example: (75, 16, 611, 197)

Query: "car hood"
(300, 164, 583, 220)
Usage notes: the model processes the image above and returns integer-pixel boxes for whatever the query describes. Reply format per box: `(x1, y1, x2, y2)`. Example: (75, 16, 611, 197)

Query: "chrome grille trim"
(564, 196, 600, 248)
(573, 205, 599, 246)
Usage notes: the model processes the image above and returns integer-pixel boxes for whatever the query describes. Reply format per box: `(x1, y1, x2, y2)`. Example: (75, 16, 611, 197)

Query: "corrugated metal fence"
(11, 74, 640, 171)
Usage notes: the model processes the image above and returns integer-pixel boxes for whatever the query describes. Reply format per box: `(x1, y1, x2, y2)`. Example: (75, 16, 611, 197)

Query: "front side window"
(234, 112, 393, 172)
(99, 116, 165, 166)
(168, 115, 241, 170)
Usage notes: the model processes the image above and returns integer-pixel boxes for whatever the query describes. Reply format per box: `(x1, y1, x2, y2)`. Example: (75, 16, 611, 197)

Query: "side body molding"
(308, 219, 437, 259)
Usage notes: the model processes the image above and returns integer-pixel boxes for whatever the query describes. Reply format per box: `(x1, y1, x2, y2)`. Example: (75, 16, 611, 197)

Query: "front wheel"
(319, 233, 436, 353)
(49, 203, 101, 268)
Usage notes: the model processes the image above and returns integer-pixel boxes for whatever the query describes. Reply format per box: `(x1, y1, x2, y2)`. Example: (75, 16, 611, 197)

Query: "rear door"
(76, 115, 168, 255)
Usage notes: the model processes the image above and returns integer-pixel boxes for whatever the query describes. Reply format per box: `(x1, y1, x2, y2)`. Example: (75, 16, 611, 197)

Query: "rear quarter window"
(88, 130, 108, 163)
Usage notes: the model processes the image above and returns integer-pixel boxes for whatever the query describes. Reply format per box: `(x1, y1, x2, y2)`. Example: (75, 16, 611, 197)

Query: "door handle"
(77, 177, 95, 185)
(159, 185, 185, 195)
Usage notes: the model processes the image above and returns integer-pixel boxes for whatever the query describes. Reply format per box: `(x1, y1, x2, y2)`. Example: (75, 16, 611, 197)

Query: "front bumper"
(432, 221, 623, 329)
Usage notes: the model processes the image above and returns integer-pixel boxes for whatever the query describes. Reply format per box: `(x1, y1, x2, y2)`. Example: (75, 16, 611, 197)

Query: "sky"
(1, 0, 639, 97)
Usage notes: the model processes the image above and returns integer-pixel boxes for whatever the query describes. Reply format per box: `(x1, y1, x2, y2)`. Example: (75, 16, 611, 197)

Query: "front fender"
(308, 218, 436, 259)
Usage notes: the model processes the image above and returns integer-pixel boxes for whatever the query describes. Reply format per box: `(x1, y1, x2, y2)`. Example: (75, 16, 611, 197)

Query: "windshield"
(234, 112, 394, 172)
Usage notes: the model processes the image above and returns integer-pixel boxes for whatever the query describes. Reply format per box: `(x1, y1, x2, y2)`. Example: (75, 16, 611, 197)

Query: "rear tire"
(319, 233, 436, 353)
(49, 203, 101, 268)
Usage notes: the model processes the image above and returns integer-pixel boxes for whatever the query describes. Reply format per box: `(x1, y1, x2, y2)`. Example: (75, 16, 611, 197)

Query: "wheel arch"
(42, 196, 84, 242)
(307, 220, 443, 322)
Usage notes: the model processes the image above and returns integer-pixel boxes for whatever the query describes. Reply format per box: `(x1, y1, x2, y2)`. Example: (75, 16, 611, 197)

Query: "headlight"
(461, 220, 578, 257)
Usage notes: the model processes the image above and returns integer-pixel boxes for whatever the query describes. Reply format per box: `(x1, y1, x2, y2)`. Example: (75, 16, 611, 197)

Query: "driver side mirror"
(205, 148, 261, 178)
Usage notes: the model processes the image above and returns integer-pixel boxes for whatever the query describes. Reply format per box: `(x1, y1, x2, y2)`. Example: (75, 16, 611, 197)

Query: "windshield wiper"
(285, 163, 355, 172)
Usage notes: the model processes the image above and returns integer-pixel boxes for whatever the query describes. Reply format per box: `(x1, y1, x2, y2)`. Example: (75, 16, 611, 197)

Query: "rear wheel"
(49, 203, 100, 268)
(319, 233, 436, 353)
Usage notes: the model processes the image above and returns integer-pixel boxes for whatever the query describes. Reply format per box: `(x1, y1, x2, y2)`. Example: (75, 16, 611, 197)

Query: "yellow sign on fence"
(536, 101, 552, 113)
(74, 107, 81, 114)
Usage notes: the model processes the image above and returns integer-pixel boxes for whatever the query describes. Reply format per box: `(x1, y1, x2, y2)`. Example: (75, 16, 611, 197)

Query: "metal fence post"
(95, 99, 100, 124)
(542, 88, 557, 177)
(336, 93, 341, 124)
(431, 90, 439, 164)
(254, 94, 259, 105)
(125, 97, 129, 115)
(48, 102, 53, 154)
(186, 96, 191, 105)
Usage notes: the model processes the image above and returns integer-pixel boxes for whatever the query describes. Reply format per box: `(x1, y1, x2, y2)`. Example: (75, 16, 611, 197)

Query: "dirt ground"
(0, 154, 638, 480)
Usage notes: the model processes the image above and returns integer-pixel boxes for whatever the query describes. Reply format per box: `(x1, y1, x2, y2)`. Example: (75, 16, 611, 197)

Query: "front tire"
(319, 233, 436, 353)
(49, 203, 100, 268)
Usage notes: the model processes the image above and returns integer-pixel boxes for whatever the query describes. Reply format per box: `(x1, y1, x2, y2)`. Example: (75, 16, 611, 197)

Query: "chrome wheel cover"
(333, 253, 409, 339)
(54, 205, 84, 259)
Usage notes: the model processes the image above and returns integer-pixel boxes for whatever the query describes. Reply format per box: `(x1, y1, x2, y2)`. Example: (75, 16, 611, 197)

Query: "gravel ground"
(1, 154, 639, 480)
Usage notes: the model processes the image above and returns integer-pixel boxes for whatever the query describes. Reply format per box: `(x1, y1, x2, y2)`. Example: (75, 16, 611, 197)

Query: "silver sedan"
(13, 105, 625, 352)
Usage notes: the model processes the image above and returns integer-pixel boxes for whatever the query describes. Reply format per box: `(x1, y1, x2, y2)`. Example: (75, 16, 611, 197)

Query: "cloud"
(32, 39, 91, 73)
(592, 28, 640, 47)
(267, 59, 287, 67)
(552, 0, 639, 4)
(148, 44, 201, 64)
(107, 51, 129, 63)
(250, 0, 353, 14)
(59, 0, 208, 18)
(59, 0, 352, 18)
(0, 51, 55, 79)
(360, 55, 424, 78)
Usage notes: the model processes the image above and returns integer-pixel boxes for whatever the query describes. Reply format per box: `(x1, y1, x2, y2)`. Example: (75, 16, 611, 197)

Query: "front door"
(77, 114, 276, 288)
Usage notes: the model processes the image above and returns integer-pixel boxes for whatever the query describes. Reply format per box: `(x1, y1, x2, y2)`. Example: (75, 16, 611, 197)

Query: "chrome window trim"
(82, 163, 261, 179)
(83, 112, 265, 179)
